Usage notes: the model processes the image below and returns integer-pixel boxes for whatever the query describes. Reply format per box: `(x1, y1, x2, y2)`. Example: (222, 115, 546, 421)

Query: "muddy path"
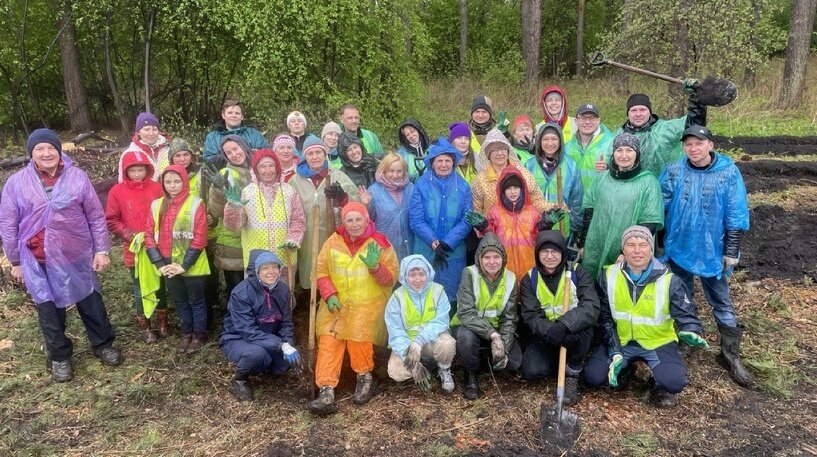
(715, 135, 817, 156)
(736, 159, 817, 193)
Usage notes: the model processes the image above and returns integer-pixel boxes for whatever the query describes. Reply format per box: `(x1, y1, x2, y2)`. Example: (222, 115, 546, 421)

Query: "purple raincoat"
(0, 154, 110, 307)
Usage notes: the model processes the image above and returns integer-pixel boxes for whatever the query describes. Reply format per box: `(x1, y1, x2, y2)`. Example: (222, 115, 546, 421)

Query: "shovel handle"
(556, 271, 572, 401)
(588, 50, 684, 85)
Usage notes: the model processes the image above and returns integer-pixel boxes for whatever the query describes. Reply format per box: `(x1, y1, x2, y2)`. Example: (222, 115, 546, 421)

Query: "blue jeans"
(221, 339, 289, 377)
(584, 341, 688, 394)
(165, 276, 206, 335)
(667, 260, 738, 327)
(129, 268, 166, 316)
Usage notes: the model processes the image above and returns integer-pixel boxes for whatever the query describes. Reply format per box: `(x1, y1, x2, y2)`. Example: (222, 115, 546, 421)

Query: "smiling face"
(488, 145, 510, 169)
(538, 248, 562, 274)
(385, 160, 405, 182)
(275, 143, 296, 166)
(622, 237, 652, 270)
(577, 114, 601, 135)
(343, 211, 367, 238)
(432, 154, 454, 177)
(545, 93, 563, 117)
(256, 156, 278, 184)
(627, 105, 651, 128)
(340, 108, 361, 132)
(138, 125, 159, 145)
(31, 143, 60, 175)
(480, 250, 503, 277)
(613, 146, 638, 170)
(402, 125, 420, 145)
(163, 171, 184, 197)
(222, 105, 244, 129)
(345, 143, 363, 165)
(305, 147, 326, 171)
(540, 132, 561, 158)
(258, 263, 281, 286)
(452, 136, 470, 155)
(683, 137, 714, 167)
(407, 267, 428, 292)
(471, 108, 491, 124)
(223, 141, 247, 166)
(172, 150, 193, 168)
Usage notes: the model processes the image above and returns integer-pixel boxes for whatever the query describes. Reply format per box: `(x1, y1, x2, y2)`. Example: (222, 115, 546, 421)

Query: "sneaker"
(51, 360, 74, 382)
(93, 346, 123, 366)
(438, 367, 455, 395)
(229, 379, 253, 402)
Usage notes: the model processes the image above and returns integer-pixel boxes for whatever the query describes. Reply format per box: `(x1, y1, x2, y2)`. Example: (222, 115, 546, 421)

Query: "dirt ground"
(1, 136, 816, 456)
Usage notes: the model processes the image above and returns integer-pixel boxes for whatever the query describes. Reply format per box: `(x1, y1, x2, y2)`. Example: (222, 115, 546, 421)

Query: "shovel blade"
(540, 402, 580, 452)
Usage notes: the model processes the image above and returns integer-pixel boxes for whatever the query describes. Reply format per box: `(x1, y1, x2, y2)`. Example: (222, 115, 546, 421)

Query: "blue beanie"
(27, 129, 62, 156)
(302, 134, 327, 155)
(135, 112, 160, 132)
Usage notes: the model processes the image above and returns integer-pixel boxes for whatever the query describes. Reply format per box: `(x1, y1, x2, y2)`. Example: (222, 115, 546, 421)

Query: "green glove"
(608, 354, 625, 388)
(327, 295, 341, 312)
(277, 241, 300, 250)
(464, 210, 487, 228)
(358, 243, 382, 270)
(678, 331, 710, 349)
(202, 162, 227, 191)
(682, 78, 699, 94)
(225, 183, 248, 206)
(497, 111, 510, 133)
(545, 207, 567, 225)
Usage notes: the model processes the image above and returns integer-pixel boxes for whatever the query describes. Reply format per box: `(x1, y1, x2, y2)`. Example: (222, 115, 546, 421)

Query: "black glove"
(545, 321, 569, 347)
(201, 162, 227, 191)
(516, 136, 533, 152)
(563, 333, 581, 350)
(433, 242, 451, 270)
(324, 183, 347, 201)
(575, 209, 593, 248)
(724, 230, 743, 259)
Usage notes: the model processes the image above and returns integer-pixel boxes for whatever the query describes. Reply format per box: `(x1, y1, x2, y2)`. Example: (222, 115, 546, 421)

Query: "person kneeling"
(519, 230, 599, 405)
(385, 255, 456, 394)
(583, 226, 709, 407)
(453, 233, 521, 400)
(220, 250, 301, 402)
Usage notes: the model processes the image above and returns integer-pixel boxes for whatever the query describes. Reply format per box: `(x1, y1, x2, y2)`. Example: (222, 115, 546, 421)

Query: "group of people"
(0, 85, 753, 416)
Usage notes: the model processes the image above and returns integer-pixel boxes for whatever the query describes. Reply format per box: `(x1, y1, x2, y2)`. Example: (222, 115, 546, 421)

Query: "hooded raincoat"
(536, 86, 576, 143)
(118, 131, 172, 182)
(384, 255, 451, 359)
(0, 154, 110, 307)
(338, 133, 379, 189)
(563, 122, 615, 191)
(396, 119, 430, 181)
(660, 153, 750, 278)
(368, 168, 415, 262)
(408, 141, 473, 302)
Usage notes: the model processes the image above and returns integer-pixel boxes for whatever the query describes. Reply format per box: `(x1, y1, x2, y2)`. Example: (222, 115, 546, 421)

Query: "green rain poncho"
(581, 168, 664, 280)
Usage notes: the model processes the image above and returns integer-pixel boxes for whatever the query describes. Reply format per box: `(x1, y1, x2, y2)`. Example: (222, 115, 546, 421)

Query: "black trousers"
(521, 327, 594, 382)
(454, 326, 523, 372)
(36, 290, 116, 361)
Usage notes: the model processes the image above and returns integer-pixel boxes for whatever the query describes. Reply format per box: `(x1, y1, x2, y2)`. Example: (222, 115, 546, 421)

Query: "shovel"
(306, 204, 321, 400)
(588, 51, 738, 107)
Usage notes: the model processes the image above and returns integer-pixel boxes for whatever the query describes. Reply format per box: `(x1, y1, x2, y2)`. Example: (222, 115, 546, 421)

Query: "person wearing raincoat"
(384, 255, 456, 394)
(222, 149, 306, 283)
(309, 202, 399, 414)
(320, 122, 343, 169)
(271, 134, 301, 183)
(518, 123, 583, 238)
(118, 112, 172, 181)
(563, 103, 615, 192)
(660, 125, 754, 388)
(397, 119, 430, 181)
(536, 86, 576, 143)
(470, 128, 548, 214)
(449, 122, 482, 184)
(363, 153, 415, 262)
(1, 129, 123, 382)
(510, 114, 537, 159)
(468, 95, 497, 154)
(338, 132, 379, 189)
(453, 233, 520, 400)
(575, 133, 664, 280)
(408, 138, 473, 303)
(289, 136, 360, 291)
(220, 250, 302, 402)
(614, 92, 707, 177)
(106, 148, 165, 343)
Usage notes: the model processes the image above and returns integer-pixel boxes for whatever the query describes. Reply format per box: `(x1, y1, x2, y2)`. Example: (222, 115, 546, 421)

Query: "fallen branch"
(432, 416, 490, 435)
(0, 156, 28, 169)
(71, 131, 115, 145)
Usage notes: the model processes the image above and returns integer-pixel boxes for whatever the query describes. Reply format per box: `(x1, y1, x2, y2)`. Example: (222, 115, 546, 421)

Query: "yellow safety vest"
(151, 195, 210, 277)
(452, 265, 515, 328)
(216, 167, 243, 248)
(401, 285, 440, 340)
(606, 263, 676, 350)
(532, 269, 578, 321)
(240, 183, 290, 267)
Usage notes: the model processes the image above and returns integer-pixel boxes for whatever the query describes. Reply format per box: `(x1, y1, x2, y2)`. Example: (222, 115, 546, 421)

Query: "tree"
(521, 0, 542, 83)
(777, 0, 817, 108)
(576, 0, 586, 77)
(460, 0, 467, 72)
(53, 0, 92, 132)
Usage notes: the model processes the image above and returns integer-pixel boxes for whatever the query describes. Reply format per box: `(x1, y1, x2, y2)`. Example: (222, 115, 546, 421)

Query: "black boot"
(352, 372, 379, 405)
(646, 387, 677, 407)
(309, 386, 338, 415)
(462, 370, 480, 400)
(51, 360, 74, 382)
(229, 373, 253, 402)
(563, 375, 581, 406)
(93, 346, 123, 366)
(718, 324, 754, 387)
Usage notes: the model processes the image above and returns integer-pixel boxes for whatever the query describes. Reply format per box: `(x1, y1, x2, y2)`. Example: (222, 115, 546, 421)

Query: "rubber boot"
(136, 315, 158, 344)
(718, 324, 754, 387)
(185, 334, 205, 354)
(309, 386, 338, 415)
(229, 373, 253, 402)
(352, 372, 379, 405)
(462, 370, 480, 400)
(177, 334, 193, 354)
(155, 309, 171, 339)
(563, 375, 581, 406)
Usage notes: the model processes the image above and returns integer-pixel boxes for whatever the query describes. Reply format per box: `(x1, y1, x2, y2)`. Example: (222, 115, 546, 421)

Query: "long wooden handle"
(556, 271, 572, 391)
(308, 204, 321, 351)
(556, 167, 564, 233)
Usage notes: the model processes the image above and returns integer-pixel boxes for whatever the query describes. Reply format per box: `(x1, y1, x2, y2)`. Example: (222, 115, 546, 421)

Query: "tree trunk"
(459, 0, 467, 72)
(144, 8, 156, 113)
(777, 0, 817, 108)
(576, 0, 586, 77)
(104, 10, 130, 133)
(520, 0, 542, 84)
(667, 0, 689, 118)
(53, 0, 93, 132)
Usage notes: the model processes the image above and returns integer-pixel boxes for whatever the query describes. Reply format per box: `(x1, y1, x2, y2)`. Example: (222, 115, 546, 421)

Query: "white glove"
(722, 256, 739, 269)
(404, 342, 422, 371)
(489, 332, 505, 361)
(281, 342, 298, 356)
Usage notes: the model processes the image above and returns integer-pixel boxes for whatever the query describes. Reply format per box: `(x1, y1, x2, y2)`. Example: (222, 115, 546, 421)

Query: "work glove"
(326, 295, 341, 312)
(324, 182, 347, 201)
(544, 207, 567, 225)
(722, 256, 739, 270)
(566, 243, 581, 263)
(358, 242, 382, 270)
(489, 332, 505, 361)
(225, 183, 248, 206)
(678, 331, 710, 349)
(404, 342, 423, 372)
(277, 241, 300, 251)
(608, 354, 625, 388)
(281, 342, 303, 373)
(497, 111, 510, 134)
(432, 242, 451, 270)
(411, 363, 432, 392)
(682, 78, 699, 94)
(563, 333, 581, 350)
(202, 162, 227, 191)
(492, 354, 508, 371)
(516, 135, 534, 152)
(464, 210, 488, 231)
(545, 321, 569, 347)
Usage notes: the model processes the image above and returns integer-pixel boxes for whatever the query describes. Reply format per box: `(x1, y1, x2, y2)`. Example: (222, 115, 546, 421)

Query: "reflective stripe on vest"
(533, 269, 578, 320)
(401, 284, 442, 340)
(151, 195, 210, 276)
(451, 265, 515, 328)
(606, 263, 675, 350)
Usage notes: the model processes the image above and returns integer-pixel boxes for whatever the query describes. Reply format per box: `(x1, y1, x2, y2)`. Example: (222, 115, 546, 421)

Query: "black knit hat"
(626, 94, 652, 112)
(502, 174, 523, 191)
(471, 95, 494, 116)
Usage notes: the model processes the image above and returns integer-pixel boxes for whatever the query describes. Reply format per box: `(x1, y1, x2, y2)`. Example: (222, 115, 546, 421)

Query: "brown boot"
(185, 334, 205, 354)
(155, 309, 171, 339)
(136, 315, 158, 344)
(177, 334, 193, 354)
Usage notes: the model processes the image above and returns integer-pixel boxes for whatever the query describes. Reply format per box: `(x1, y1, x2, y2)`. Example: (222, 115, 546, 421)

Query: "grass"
(618, 431, 660, 457)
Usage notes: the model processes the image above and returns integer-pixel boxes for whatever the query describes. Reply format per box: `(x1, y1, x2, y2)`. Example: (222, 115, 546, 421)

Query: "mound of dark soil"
(715, 135, 817, 156)
(736, 160, 817, 193)
(742, 204, 817, 281)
